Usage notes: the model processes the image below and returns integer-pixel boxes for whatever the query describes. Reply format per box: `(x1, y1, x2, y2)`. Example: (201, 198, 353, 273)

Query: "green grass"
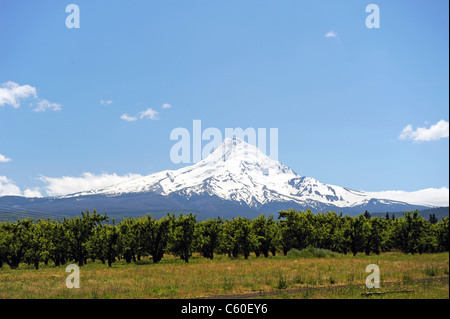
(287, 246, 338, 258)
(0, 252, 448, 299)
(424, 265, 440, 277)
(261, 280, 449, 299)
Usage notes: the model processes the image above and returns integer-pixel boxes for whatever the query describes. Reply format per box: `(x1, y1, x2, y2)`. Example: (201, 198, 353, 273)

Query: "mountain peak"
(59, 138, 434, 212)
(201, 137, 269, 165)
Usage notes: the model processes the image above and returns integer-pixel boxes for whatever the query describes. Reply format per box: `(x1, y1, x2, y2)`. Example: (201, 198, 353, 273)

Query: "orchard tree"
(0, 219, 32, 269)
(252, 215, 279, 258)
(333, 214, 352, 254)
(118, 217, 142, 263)
(278, 209, 315, 252)
(168, 213, 196, 263)
(436, 217, 449, 252)
(217, 219, 239, 258)
(350, 215, 369, 256)
(193, 217, 222, 259)
(46, 220, 68, 266)
(103, 223, 120, 267)
(25, 220, 51, 270)
(141, 214, 172, 264)
(365, 217, 385, 255)
(63, 210, 107, 266)
(314, 212, 340, 251)
(234, 217, 259, 259)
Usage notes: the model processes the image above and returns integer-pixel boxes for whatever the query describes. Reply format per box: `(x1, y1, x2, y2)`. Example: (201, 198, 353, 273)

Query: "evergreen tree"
(429, 213, 438, 224)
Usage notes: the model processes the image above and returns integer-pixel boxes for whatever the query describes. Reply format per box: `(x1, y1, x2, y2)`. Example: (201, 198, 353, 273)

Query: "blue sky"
(0, 0, 449, 198)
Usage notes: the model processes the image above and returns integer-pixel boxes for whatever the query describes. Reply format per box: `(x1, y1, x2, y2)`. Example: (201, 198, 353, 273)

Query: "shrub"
(424, 265, 439, 277)
(287, 246, 338, 258)
(277, 274, 288, 289)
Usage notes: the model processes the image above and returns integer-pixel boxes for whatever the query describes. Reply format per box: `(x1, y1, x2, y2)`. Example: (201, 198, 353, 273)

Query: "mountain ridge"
(0, 138, 440, 220)
(61, 137, 424, 209)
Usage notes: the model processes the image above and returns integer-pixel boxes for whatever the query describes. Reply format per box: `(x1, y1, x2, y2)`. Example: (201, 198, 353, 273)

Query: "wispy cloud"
(100, 99, 113, 105)
(39, 172, 143, 196)
(121, 104, 169, 121)
(0, 153, 12, 163)
(33, 99, 62, 112)
(0, 81, 61, 112)
(399, 120, 449, 142)
(120, 113, 138, 122)
(139, 107, 159, 120)
(325, 30, 338, 38)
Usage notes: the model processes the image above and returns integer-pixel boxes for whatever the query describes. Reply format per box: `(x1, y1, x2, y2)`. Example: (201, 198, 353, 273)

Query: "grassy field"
(0, 252, 448, 299)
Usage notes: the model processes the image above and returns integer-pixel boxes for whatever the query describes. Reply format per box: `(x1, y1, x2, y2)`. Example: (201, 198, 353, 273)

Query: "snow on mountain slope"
(64, 137, 432, 209)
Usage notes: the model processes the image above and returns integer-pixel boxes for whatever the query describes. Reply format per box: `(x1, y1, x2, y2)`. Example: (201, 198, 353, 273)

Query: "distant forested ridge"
(372, 206, 449, 221)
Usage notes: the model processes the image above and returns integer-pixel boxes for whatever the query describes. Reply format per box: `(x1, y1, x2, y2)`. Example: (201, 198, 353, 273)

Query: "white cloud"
(325, 30, 338, 38)
(399, 120, 449, 142)
(0, 153, 12, 163)
(0, 176, 42, 197)
(162, 103, 172, 109)
(39, 172, 143, 196)
(120, 113, 138, 122)
(139, 107, 159, 120)
(101, 99, 113, 105)
(0, 81, 61, 112)
(23, 187, 43, 198)
(0, 176, 22, 196)
(368, 187, 449, 207)
(33, 99, 62, 112)
(0, 81, 37, 108)
(121, 107, 160, 121)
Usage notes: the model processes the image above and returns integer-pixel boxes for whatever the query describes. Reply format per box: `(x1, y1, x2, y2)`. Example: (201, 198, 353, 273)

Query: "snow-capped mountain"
(59, 138, 432, 211)
(0, 138, 436, 220)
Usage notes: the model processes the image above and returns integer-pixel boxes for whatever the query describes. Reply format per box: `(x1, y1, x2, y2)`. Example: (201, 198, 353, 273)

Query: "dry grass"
(0, 252, 448, 299)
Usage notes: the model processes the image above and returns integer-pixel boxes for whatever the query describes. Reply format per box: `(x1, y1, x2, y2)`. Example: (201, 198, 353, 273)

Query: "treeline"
(0, 209, 448, 270)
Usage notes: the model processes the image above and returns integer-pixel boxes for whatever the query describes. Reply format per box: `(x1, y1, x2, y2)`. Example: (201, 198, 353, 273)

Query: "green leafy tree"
(0, 219, 32, 269)
(365, 217, 385, 255)
(193, 217, 222, 259)
(217, 219, 239, 258)
(436, 217, 449, 252)
(46, 220, 68, 266)
(141, 214, 172, 263)
(234, 217, 259, 259)
(350, 215, 369, 256)
(118, 217, 142, 263)
(103, 223, 120, 267)
(278, 209, 315, 252)
(25, 220, 51, 270)
(168, 213, 196, 263)
(63, 210, 107, 266)
(252, 215, 279, 258)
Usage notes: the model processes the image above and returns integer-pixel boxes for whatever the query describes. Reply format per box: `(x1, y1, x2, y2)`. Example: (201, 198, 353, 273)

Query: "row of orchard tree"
(0, 209, 448, 269)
